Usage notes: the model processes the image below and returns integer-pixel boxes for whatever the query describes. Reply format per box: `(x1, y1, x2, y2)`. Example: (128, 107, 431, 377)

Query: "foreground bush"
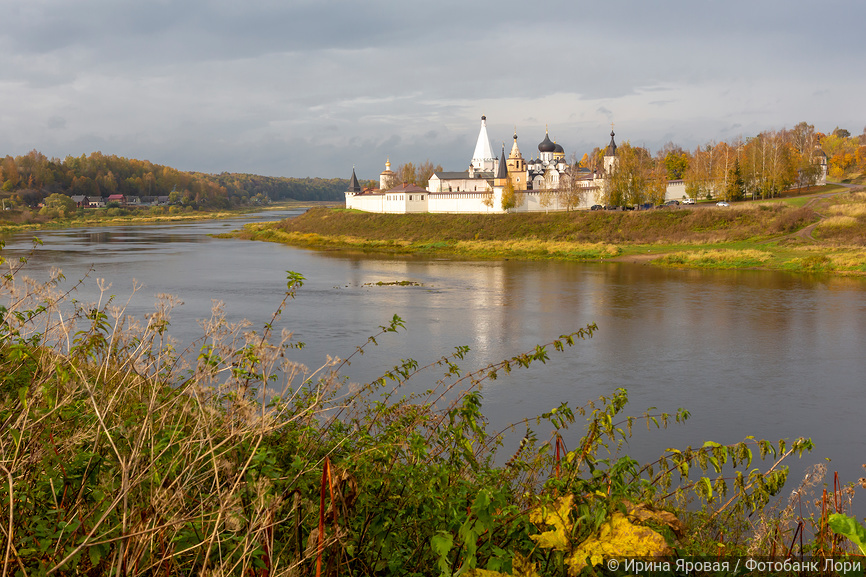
(0, 244, 858, 576)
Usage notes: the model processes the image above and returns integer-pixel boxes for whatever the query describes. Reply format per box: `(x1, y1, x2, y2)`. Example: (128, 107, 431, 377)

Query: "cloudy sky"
(1, 0, 863, 180)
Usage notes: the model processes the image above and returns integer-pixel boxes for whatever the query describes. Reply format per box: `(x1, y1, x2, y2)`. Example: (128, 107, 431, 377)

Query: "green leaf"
(89, 543, 108, 568)
(828, 513, 866, 555)
(699, 476, 713, 499)
(431, 531, 454, 576)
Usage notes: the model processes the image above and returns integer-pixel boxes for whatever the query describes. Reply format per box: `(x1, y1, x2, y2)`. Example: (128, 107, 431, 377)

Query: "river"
(2, 210, 865, 513)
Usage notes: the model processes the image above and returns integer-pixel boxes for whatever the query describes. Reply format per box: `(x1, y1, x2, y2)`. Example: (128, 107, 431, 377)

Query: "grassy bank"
(2, 255, 862, 575)
(227, 189, 866, 273)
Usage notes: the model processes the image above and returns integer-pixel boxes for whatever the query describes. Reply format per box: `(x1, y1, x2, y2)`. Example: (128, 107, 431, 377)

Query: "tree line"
(0, 150, 350, 208)
(581, 123, 866, 206)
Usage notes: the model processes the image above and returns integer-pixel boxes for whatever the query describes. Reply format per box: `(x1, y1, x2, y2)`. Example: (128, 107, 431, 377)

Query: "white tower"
(471, 115, 496, 172)
(604, 130, 618, 174)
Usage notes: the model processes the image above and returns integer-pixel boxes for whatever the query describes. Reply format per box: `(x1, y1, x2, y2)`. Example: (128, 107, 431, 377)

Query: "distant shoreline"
(0, 200, 338, 235)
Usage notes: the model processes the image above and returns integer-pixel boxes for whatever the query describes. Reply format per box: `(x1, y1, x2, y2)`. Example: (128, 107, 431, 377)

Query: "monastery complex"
(344, 116, 688, 214)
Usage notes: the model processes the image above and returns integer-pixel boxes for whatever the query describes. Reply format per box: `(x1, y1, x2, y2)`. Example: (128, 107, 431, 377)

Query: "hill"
(0, 150, 351, 208)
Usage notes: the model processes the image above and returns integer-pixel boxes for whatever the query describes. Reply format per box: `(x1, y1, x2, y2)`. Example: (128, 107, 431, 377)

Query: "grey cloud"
(46, 116, 67, 130)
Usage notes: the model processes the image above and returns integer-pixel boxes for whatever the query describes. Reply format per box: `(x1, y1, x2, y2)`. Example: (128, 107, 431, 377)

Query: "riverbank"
(225, 187, 866, 274)
(0, 199, 338, 235)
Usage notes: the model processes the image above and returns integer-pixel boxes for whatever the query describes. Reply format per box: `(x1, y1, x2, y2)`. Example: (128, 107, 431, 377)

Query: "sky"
(1, 0, 864, 180)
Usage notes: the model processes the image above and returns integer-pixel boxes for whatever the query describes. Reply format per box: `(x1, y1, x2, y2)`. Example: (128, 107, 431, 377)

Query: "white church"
(344, 116, 683, 214)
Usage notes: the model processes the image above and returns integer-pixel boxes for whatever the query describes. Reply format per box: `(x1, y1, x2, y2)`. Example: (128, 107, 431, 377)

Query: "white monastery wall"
(427, 193, 498, 214)
(665, 180, 686, 201)
(346, 193, 383, 212)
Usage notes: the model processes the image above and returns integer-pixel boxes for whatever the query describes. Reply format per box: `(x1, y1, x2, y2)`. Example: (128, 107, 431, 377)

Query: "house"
(107, 194, 126, 205)
(70, 195, 90, 208)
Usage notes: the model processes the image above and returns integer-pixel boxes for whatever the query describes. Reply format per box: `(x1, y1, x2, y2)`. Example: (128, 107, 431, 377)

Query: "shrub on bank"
(0, 247, 857, 575)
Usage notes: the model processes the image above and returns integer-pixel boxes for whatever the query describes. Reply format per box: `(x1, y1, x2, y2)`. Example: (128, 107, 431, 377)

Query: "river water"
(2, 210, 865, 512)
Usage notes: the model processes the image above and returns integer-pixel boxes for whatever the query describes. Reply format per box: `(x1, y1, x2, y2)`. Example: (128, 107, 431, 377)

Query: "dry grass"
(829, 251, 866, 269)
(654, 249, 773, 269)
(818, 216, 859, 228)
(451, 239, 621, 259)
(826, 204, 866, 218)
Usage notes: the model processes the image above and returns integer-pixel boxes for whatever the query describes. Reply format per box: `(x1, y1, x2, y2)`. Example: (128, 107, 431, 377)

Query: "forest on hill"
(0, 150, 350, 208)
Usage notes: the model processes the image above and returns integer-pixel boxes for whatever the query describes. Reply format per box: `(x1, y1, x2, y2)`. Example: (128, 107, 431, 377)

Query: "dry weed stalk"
(0, 263, 342, 575)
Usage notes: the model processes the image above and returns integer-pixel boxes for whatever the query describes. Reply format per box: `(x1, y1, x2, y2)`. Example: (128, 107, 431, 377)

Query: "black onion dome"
(538, 131, 555, 153)
(553, 142, 564, 154)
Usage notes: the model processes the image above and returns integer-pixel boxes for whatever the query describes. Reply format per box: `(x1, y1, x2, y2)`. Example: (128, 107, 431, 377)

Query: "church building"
(345, 115, 623, 214)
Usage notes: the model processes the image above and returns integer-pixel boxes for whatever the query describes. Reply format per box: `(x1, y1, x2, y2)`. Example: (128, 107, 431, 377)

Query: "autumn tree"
(395, 162, 417, 185)
(857, 145, 866, 173)
(1, 156, 20, 191)
(647, 159, 669, 206)
(785, 122, 823, 190)
(415, 160, 443, 188)
(725, 160, 746, 201)
(558, 167, 587, 211)
(659, 142, 689, 180)
(683, 143, 715, 200)
(603, 142, 661, 207)
(500, 179, 519, 211)
(390, 160, 443, 188)
(588, 147, 605, 174)
(790, 122, 817, 156)
(820, 132, 859, 178)
(39, 192, 76, 218)
(740, 131, 797, 199)
(577, 153, 591, 169)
